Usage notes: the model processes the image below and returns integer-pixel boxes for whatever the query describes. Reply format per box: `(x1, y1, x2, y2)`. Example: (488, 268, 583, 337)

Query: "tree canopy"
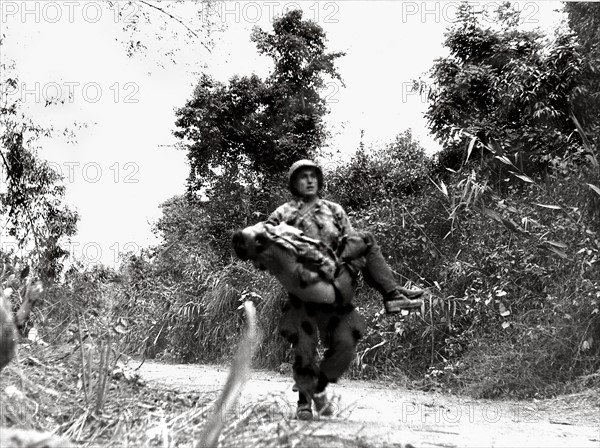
(424, 2, 598, 173)
(174, 9, 344, 193)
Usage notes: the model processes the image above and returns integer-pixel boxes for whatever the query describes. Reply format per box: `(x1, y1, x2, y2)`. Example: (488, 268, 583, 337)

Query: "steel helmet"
(287, 159, 324, 197)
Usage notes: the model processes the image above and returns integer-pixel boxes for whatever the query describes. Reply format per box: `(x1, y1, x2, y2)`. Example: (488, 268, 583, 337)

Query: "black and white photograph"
(1, 1, 599, 446)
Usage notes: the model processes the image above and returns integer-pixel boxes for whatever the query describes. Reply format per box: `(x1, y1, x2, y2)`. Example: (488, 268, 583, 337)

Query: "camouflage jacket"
(267, 199, 367, 275)
(266, 198, 353, 250)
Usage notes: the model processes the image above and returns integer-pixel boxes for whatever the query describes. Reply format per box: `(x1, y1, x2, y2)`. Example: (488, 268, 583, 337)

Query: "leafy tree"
(424, 1, 596, 173)
(175, 9, 344, 189)
(250, 9, 345, 171)
(0, 59, 78, 283)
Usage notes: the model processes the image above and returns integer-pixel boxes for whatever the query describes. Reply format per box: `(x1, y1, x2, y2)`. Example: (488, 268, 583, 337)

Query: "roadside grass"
(1, 342, 213, 446)
(0, 342, 279, 447)
(1, 342, 390, 448)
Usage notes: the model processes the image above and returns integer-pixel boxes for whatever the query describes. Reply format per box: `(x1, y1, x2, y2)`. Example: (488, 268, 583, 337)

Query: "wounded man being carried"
(232, 221, 370, 305)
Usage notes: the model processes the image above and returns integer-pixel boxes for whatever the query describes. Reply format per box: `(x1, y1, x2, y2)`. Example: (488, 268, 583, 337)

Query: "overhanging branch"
(138, 0, 213, 54)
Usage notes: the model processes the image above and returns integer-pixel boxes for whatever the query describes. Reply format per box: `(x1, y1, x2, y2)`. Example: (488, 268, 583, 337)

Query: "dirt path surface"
(138, 361, 599, 448)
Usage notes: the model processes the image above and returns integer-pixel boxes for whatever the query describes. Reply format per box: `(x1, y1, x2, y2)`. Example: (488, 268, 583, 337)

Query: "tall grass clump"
(325, 133, 600, 398)
(108, 248, 289, 368)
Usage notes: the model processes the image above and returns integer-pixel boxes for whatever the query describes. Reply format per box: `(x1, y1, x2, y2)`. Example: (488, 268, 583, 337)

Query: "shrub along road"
(138, 361, 599, 448)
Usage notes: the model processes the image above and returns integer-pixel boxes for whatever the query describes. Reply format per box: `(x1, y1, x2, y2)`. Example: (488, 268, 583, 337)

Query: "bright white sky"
(0, 0, 565, 268)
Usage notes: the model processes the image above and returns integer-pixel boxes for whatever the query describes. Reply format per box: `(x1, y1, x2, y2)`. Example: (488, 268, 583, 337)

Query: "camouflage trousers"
(279, 292, 366, 403)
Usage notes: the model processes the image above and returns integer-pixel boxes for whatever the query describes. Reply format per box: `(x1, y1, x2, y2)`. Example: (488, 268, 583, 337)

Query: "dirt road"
(138, 361, 599, 448)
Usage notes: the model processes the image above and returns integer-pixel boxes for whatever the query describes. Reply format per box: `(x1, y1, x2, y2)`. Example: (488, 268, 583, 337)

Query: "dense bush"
(112, 242, 289, 366)
(328, 142, 600, 398)
(326, 130, 432, 210)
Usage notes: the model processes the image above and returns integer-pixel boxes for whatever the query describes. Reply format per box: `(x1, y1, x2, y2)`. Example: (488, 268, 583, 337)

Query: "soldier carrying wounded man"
(233, 159, 424, 420)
